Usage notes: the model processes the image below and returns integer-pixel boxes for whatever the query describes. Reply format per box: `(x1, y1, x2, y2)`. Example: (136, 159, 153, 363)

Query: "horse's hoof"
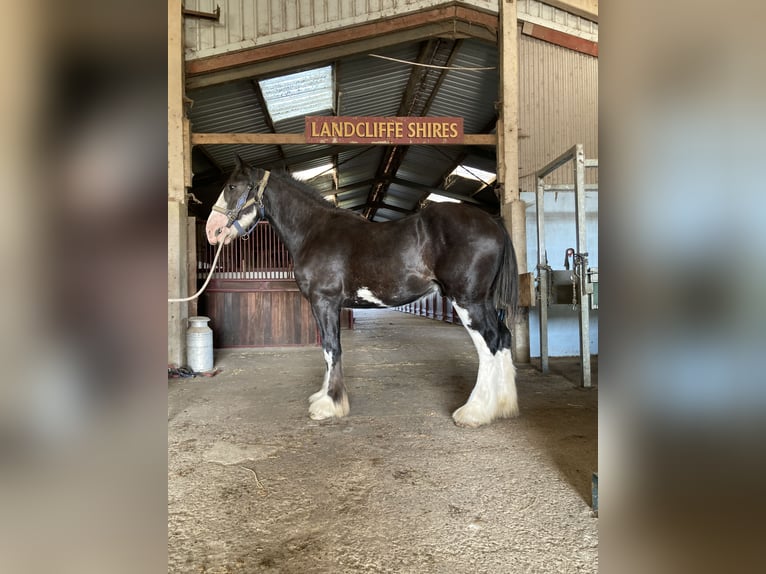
(452, 403, 492, 428)
(308, 389, 325, 404)
(308, 394, 349, 420)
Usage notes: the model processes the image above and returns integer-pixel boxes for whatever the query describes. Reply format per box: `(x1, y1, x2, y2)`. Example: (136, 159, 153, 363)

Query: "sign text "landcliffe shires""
(305, 116, 464, 144)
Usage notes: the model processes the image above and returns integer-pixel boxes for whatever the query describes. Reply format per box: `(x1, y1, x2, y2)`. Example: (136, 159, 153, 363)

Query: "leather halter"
(212, 170, 270, 237)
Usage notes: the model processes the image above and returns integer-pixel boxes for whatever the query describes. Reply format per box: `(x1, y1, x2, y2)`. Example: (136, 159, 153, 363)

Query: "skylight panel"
(259, 66, 333, 122)
(450, 165, 496, 184)
(426, 193, 461, 204)
(292, 162, 335, 181)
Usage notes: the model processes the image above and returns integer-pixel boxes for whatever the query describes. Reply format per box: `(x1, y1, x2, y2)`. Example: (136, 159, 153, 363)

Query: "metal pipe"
(535, 145, 578, 179)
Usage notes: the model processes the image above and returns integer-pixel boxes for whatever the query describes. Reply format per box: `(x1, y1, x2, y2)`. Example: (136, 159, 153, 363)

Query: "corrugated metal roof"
(397, 146, 463, 187)
(339, 45, 421, 117)
(187, 81, 280, 168)
(427, 39, 499, 133)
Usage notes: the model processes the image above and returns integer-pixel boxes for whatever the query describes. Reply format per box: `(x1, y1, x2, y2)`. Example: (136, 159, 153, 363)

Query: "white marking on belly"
(356, 287, 386, 307)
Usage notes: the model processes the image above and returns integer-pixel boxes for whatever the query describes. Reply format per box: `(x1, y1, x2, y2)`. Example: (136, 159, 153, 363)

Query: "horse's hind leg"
(308, 299, 350, 420)
(451, 302, 518, 427)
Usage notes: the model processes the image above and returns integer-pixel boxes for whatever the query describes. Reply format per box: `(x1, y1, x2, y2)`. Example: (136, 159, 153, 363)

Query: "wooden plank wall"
(205, 279, 319, 347)
(196, 220, 353, 346)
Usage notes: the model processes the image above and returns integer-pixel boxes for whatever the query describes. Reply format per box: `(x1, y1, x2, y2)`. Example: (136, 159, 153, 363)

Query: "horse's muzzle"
(206, 211, 234, 245)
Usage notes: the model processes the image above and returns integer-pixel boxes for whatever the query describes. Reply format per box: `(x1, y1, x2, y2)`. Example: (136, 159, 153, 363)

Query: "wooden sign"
(306, 116, 464, 144)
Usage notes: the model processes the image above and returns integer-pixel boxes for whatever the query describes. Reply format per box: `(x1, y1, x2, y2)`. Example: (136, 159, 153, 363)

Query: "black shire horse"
(206, 156, 520, 427)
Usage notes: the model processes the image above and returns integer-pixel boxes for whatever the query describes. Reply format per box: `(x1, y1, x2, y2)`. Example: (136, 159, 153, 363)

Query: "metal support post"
(536, 176, 549, 373)
(574, 144, 592, 388)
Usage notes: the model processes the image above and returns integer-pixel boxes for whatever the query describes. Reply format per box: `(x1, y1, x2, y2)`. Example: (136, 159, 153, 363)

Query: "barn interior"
(169, 1, 598, 572)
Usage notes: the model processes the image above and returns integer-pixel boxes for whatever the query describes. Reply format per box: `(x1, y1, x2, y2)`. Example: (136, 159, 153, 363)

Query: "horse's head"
(206, 155, 270, 245)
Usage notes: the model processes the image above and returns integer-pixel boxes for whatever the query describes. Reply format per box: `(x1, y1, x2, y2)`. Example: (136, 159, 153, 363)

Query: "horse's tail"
(492, 220, 519, 321)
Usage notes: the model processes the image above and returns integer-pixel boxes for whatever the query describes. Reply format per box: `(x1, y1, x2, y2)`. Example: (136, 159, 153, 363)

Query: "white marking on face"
(356, 287, 386, 307)
(204, 189, 259, 245)
(205, 191, 230, 245)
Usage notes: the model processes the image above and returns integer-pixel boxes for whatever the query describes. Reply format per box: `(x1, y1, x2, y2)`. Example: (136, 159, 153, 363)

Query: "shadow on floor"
(517, 357, 598, 505)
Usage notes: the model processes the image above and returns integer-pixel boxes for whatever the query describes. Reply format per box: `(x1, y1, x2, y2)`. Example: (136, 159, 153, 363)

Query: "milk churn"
(187, 316, 214, 372)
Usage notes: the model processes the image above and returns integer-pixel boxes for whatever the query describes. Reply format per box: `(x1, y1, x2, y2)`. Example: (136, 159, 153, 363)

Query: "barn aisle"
(168, 309, 598, 573)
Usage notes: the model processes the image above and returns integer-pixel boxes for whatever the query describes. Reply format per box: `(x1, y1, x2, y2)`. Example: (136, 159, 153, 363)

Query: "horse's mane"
(271, 169, 340, 212)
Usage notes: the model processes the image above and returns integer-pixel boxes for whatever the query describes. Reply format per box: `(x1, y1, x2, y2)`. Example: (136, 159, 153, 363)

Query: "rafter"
(363, 38, 462, 220)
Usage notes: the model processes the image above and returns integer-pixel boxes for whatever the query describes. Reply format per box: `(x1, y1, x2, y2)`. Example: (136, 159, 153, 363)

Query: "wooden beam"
(168, 0, 186, 203)
(191, 132, 495, 146)
(498, 0, 529, 363)
(521, 21, 598, 58)
(168, 0, 189, 365)
(185, 6, 497, 89)
(186, 216, 198, 318)
(518, 272, 536, 308)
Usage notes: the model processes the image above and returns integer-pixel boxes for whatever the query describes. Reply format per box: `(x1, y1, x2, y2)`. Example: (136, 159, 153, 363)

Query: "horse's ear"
(234, 154, 247, 171)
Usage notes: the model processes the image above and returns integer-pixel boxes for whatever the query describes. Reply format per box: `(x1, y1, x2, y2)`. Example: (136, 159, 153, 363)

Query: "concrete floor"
(168, 309, 598, 573)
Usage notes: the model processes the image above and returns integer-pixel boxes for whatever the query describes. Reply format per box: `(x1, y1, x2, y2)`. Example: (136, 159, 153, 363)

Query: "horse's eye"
(247, 184, 253, 191)
(229, 184, 236, 190)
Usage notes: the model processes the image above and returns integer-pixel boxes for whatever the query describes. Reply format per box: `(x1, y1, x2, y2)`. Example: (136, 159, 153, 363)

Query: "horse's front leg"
(308, 299, 349, 420)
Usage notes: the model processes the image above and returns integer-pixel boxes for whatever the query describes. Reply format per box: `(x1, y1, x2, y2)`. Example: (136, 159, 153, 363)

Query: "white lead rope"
(168, 238, 226, 303)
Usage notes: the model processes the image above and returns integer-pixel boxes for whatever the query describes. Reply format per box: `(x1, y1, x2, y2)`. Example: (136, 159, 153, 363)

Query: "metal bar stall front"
(533, 144, 597, 388)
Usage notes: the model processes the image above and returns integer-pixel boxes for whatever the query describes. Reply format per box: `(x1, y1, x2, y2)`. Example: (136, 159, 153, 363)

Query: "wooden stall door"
(197, 221, 320, 347)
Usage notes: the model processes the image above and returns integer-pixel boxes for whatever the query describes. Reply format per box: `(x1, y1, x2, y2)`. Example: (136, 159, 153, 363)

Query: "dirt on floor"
(169, 309, 598, 574)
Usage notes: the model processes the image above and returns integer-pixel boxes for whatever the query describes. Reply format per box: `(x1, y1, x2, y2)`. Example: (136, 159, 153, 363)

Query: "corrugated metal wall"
(518, 32, 598, 190)
(184, 0, 498, 60)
